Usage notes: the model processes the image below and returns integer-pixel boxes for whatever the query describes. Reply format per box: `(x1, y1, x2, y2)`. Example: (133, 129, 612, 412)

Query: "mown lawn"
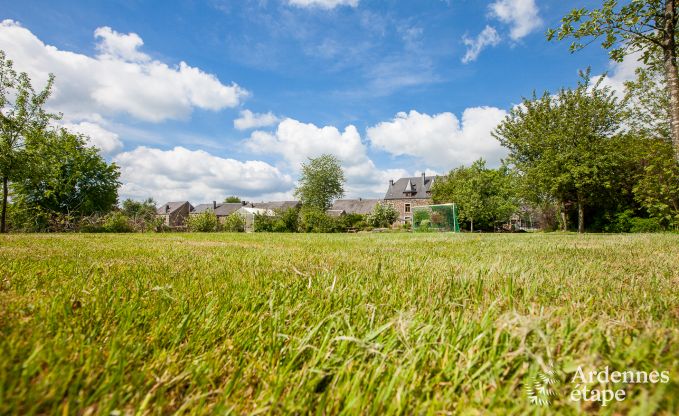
(0, 232, 678, 415)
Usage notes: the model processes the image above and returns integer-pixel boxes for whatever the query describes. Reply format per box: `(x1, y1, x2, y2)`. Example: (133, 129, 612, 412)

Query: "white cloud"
(234, 110, 280, 130)
(592, 51, 644, 97)
(0, 20, 248, 123)
(488, 0, 542, 41)
(367, 108, 508, 170)
(462, 26, 500, 64)
(63, 121, 123, 156)
(288, 0, 359, 9)
(114, 146, 293, 203)
(245, 118, 411, 197)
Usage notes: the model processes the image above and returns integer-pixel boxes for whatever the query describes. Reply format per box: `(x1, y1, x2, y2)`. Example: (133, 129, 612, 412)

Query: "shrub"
(412, 210, 430, 228)
(187, 212, 219, 232)
(629, 217, 662, 233)
(299, 208, 335, 233)
(102, 212, 133, 233)
(366, 203, 398, 228)
(222, 213, 245, 232)
(253, 213, 275, 232)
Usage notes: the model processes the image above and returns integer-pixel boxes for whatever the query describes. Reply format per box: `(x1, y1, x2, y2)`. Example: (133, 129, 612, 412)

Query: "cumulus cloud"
(488, 0, 542, 41)
(234, 110, 280, 130)
(62, 121, 123, 156)
(462, 26, 501, 64)
(288, 0, 359, 9)
(0, 20, 248, 123)
(245, 118, 411, 196)
(592, 51, 644, 97)
(367, 108, 508, 169)
(114, 146, 293, 203)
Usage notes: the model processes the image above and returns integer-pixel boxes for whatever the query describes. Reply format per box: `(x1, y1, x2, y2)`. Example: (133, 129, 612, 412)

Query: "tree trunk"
(560, 202, 568, 232)
(662, 0, 679, 161)
(470, 218, 474, 233)
(577, 196, 585, 234)
(1, 176, 7, 234)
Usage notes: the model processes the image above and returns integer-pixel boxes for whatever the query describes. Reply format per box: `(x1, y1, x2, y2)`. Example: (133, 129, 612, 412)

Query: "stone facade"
(157, 201, 192, 227)
(387, 198, 432, 225)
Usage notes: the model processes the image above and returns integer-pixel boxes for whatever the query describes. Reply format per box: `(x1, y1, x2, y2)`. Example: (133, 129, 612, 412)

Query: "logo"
(525, 362, 559, 407)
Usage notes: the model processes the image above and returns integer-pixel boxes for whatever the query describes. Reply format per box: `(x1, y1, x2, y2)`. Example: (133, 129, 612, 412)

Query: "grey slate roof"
(326, 209, 346, 217)
(384, 175, 438, 200)
(214, 203, 243, 217)
(331, 199, 382, 215)
(249, 201, 301, 211)
(192, 203, 220, 214)
(156, 201, 192, 215)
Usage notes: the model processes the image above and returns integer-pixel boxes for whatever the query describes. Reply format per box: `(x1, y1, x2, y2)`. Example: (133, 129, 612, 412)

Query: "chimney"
(242, 201, 247, 206)
(213, 201, 217, 209)
(389, 179, 394, 186)
(165, 204, 170, 213)
(422, 172, 426, 188)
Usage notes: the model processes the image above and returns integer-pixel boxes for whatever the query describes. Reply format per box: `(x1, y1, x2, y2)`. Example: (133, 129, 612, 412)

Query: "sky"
(0, 0, 640, 204)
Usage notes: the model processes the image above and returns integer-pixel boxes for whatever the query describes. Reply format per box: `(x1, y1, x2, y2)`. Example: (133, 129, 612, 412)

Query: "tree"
(12, 129, 120, 229)
(432, 159, 517, 232)
(294, 154, 345, 210)
(121, 198, 157, 232)
(493, 73, 625, 233)
(0, 50, 57, 233)
(366, 202, 398, 228)
(224, 196, 241, 203)
(633, 138, 679, 228)
(548, 0, 679, 160)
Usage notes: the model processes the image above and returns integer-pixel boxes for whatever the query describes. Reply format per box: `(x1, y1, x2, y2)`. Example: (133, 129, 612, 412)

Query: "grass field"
(0, 233, 678, 415)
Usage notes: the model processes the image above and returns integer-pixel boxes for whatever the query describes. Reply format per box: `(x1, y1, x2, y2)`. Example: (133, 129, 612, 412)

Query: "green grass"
(0, 232, 678, 415)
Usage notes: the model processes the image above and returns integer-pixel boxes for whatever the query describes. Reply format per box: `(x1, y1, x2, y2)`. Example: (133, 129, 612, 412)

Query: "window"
(405, 203, 411, 213)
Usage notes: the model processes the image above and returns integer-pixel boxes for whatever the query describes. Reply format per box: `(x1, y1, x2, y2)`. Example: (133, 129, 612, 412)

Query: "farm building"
(384, 173, 440, 225)
(192, 201, 242, 222)
(156, 201, 193, 227)
(330, 198, 382, 216)
(248, 201, 301, 211)
(236, 206, 276, 232)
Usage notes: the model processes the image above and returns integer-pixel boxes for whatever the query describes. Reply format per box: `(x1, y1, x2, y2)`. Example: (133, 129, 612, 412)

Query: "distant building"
(329, 198, 382, 216)
(156, 201, 193, 227)
(192, 201, 242, 222)
(383, 173, 439, 225)
(249, 201, 301, 211)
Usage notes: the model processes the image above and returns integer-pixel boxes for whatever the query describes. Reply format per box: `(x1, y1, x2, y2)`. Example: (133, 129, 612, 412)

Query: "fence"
(411, 203, 460, 232)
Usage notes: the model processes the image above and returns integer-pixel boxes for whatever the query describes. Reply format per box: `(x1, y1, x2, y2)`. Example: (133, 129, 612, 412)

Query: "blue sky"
(0, 0, 633, 203)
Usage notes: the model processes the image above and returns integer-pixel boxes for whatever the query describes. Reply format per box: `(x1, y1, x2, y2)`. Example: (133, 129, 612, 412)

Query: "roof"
(192, 203, 220, 214)
(331, 199, 382, 215)
(249, 201, 301, 211)
(157, 201, 192, 215)
(384, 175, 438, 200)
(214, 203, 242, 217)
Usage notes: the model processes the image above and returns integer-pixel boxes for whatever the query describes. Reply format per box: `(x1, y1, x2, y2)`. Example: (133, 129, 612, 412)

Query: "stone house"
(329, 199, 382, 216)
(191, 201, 242, 222)
(383, 173, 438, 225)
(157, 201, 193, 227)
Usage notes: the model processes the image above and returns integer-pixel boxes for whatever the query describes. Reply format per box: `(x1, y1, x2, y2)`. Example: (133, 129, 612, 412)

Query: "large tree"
(548, 0, 679, 160)
(0, 50, 57, 233)
(432, 159, 517, 232)
(493, 74, 626, 233)
(12, 129, 120, 229)
(294, 154, 345, 211)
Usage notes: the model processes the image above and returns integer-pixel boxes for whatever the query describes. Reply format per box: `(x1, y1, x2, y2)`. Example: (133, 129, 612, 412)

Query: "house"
(191, 201, 242, 222)
(383, 173, 439, 225)
(330, 198, 382, 216)
(249, 201, 301, 211)
(156, 201, 193, 227)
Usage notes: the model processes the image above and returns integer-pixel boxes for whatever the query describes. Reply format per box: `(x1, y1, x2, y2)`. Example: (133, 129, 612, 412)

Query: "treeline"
(432, 69, 679, 233)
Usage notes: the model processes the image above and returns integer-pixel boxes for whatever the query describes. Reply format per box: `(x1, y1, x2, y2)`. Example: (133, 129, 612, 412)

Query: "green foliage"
(0, 50, 58, 232)
(186, 211, 219, 232)
(298, 207, 335, 233)
(294, 154, 345, 211)
(13, 129, 120, 224)
(335, 213, 367, 231)
(102, 211, 133, 233)
(432, 159, 517, 232)
(366, 202, 398, 228)
(224, 196, 241, 203)
(412, 210, 430, 229)
(633, 140, 679, 229)
(121, 198, 157, 232)
(629, 217, 663, 233)
(493, 72, 628, 233)
(222, 212, 245, 232)
(253, 212, 276, 232)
